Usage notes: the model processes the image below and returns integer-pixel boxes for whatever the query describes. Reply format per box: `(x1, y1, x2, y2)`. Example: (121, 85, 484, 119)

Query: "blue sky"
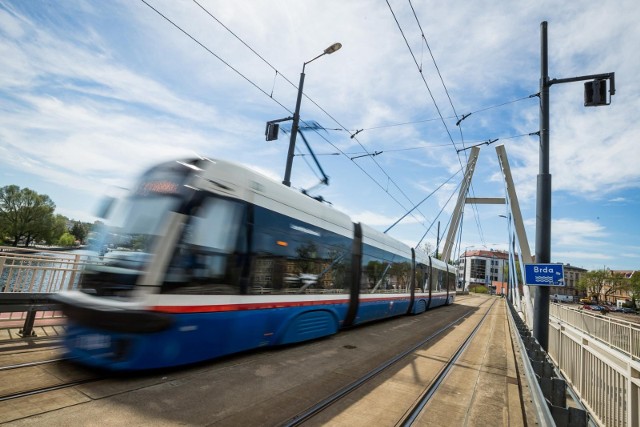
(0, 0, 638, 271)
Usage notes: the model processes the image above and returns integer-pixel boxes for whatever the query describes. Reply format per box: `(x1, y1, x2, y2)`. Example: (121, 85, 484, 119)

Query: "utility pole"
(534, 21, 552, 350)
(534, 22, 614, 350)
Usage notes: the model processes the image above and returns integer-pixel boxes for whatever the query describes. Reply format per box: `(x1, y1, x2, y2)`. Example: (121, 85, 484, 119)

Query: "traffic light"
(584, 79, 608, 106)
(265, 122, 279, 141)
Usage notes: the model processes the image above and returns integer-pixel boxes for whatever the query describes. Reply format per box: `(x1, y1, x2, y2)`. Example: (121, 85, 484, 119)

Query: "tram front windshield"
(80, 168, 192, 296)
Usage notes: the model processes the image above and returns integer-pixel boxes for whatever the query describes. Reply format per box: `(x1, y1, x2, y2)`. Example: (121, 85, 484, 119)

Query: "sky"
(0, 0, 638, 271)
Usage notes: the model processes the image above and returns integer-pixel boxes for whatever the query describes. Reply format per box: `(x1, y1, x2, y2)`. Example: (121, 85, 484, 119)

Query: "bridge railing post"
(18, 307, 37, 337)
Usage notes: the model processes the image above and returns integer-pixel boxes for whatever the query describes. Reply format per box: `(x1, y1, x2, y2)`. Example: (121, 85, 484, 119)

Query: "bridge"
(1, 247, 638, 426)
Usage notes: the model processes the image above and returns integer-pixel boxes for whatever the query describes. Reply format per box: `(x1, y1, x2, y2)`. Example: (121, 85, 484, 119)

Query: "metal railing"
(550, 303, 640, 361)
(0, 246, 91, 336)
(0, 246, 90, 293)
(549, 303, 640, 427)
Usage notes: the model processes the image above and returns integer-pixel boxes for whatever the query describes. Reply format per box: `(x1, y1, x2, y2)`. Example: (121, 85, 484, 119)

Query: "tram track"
(0, 376, 101, 403)
(281, 297, 496, 426)
(0, 294, 503, 426)
(399, 299, 495, 426)
(0, 356, 72, 371)
(0, 335, 63, 353)
(0, 357, 102, 406)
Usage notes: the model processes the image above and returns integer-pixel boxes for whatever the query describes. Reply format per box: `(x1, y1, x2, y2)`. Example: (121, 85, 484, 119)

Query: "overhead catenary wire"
(186, 0, 445, 233)
(296, 131, 537, 157)
(385, 0, 457, 150)
(387, 0, 487, 247)
(322, 93, 538, 135)
(408, 0, 463, 143)
(416, 177, 463, 248)
(411, 6, 491, 250)
(143, 0, 472, 244)
(141, 1, 424, 227)
(188, 0, 535, 250)
(139, 0, 290, 113)
(384, 167, 462, 233)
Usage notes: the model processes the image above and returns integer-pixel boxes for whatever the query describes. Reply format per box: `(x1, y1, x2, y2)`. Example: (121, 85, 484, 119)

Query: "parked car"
(619, 307, 637, 314)
(582, 305, 608, 313)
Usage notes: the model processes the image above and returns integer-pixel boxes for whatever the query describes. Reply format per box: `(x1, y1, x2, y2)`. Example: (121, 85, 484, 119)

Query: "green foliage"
(71, 221, 88, 244)
(577, 268, 629, 303)
(0, 185, 56, 246)
(470, 285, 488, 294)
(58, 232, 76, 247)
(51, 214, 70, 244)
(576, 270, 607, 302)
(0, 185, 94, 248)
(628, 272, 640, 304)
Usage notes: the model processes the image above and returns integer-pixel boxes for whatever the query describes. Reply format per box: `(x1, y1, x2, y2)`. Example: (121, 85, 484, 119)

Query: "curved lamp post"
(282, 42, 342, 187)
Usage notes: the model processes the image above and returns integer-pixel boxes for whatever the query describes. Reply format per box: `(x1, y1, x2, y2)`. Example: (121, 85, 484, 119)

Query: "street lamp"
(282, 42, 342, 187)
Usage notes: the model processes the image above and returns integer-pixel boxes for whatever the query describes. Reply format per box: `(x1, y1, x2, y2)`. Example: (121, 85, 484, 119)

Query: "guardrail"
(550, 303, 640, 361)
(549, 303, 640, 427)
(507, 300, 586, 426)
(0, 247, 89, 337)
(0, 246, 89, 293)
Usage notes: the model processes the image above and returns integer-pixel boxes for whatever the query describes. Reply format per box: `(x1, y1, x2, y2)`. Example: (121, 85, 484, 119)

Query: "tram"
(54, 157, 456, 370)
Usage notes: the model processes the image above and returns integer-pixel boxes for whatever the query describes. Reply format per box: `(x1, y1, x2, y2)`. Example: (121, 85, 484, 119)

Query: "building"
(551, 264, 587, 302)
(456, 250, 589, 300)
(457, 249, 509, 293)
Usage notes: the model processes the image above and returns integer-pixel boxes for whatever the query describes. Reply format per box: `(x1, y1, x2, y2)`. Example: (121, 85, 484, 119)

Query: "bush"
(470, 285, 488, 294)
(58, 232, 76, 247)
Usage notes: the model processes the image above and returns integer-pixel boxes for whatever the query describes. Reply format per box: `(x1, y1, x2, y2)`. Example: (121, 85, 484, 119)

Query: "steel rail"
(400, 299, 496, 425)
(281, 298, 493, 426)
(0, 356, 71, 371)
(0, 377, 101, 402)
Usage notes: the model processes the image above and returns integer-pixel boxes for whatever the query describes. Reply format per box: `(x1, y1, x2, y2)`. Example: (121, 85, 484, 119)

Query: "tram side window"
(448, 271, 456, 291)
(430, 267, 445, 292)
(361, 245, 411, 293)
(415, 264, 427, 292)
(162, 197, 248, 294)
(250, 207, 351, 295)
(428, 266, 438, 292)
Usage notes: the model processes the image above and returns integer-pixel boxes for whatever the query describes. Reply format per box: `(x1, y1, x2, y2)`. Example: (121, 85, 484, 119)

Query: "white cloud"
(1, 0, 639, 270)
(552, 218, 608, 247)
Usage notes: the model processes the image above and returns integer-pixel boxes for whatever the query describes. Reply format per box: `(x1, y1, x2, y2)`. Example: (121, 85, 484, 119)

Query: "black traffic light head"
(584, 79, 608, 106)
(265, 122, 280, 141)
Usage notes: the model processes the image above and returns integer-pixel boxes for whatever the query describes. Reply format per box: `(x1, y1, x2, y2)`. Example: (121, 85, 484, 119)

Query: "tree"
(576, 269, 627, 303)
(606, 271, 628, 302)
(628, 271, 640, 307)
(421, 242, 435, 256)
(51, 215, 70, 244)
(58, 232, 76, 247)
(71, 221, 88, 245)
(0, 185, 56, 246)
(576, 270, 607, 302)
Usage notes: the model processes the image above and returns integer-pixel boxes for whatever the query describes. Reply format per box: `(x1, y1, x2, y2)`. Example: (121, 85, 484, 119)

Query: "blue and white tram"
(54, 158, 456, 370)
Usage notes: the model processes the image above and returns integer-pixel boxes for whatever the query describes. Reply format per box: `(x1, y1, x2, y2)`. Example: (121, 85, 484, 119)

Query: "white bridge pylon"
(441, 145, 534, 326)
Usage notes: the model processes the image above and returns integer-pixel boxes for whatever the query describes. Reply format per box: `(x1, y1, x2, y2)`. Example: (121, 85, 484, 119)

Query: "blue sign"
(524, 263, 565, 286)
